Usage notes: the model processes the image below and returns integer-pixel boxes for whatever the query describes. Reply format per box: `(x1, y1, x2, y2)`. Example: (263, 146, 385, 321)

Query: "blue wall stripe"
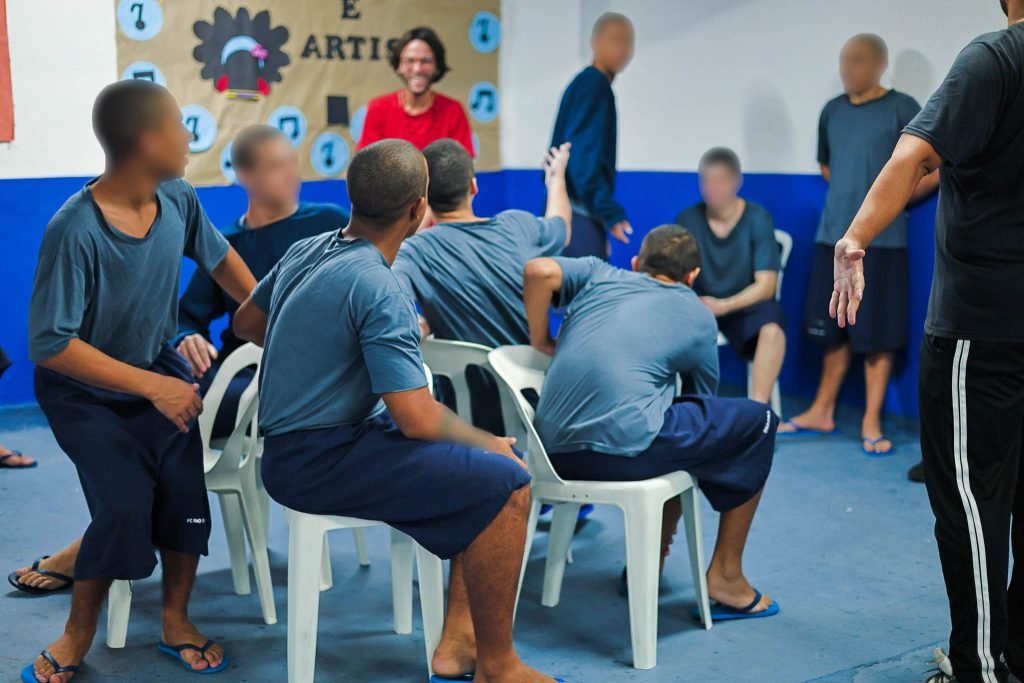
(0, 170, 935, 416)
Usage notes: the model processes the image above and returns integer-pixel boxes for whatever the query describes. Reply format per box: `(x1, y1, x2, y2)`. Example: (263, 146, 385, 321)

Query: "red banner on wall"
(0, 0, 12, 142)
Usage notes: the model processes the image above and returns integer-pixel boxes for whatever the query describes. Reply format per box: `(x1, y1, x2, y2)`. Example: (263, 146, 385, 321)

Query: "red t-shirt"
(357, 90, 475, 156)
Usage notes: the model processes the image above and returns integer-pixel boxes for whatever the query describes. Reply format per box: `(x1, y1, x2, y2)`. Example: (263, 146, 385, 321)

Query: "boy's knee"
(759, 322, 785, 343)
(506, 484, 531, 515)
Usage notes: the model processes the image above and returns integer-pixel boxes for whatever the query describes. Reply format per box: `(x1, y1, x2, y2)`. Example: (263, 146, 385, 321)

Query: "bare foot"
(1, 446, 35, 467)
(777, 408, 835, 434)
(161, 618, 224, 672)
(706, 571, 773, 614)
(431, 628, 476, 679)
(32, 629, 94, 683)
(16, 554, 76, 591)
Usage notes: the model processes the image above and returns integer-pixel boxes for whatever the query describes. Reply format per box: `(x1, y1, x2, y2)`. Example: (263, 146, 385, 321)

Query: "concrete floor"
(0, 397, 950, 682)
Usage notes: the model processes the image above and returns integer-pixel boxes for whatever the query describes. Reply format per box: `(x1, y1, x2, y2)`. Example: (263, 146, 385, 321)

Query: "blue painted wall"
(0, 170, 935, 416)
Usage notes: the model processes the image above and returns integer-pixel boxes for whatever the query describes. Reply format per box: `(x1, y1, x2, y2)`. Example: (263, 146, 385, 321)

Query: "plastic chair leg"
(106, 579, 132, 648)
(416, 543, 445, 676)
(623, 498, 663, 670)
(353, 528, 371, 567)
(219, 492, 251, 596)
(241, 484, 277, 625)
(681, 486, 712, 630)
(319, 535, 333, 592)
(287, 518, 325, 683)
(541, 502, 579, 607)
(390, 528, 415, 635)
(515, 496, 542, 622)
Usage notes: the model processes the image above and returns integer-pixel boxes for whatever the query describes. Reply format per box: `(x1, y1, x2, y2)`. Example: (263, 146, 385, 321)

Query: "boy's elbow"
(524, 258, 559, 283)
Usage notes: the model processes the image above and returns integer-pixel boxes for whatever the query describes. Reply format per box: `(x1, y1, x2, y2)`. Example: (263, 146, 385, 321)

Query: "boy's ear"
(630, 255, 639, 272)
(685, 267, 701, 287)
(470, 177, 479, 198)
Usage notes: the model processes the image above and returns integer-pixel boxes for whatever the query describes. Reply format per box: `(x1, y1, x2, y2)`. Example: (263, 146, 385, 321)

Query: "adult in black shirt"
(831, 4, 1024, 681)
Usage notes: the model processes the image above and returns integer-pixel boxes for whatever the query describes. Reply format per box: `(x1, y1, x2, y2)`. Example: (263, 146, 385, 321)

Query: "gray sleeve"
(688, 337, 721, 396)
(751, 210, 781, 273)
(28, 228, 90, 362)
(552, 256, 605, 307)
(358, 292, 428, 394)
(250, 262, 279, 314)
(534, 216, 567, 256)
(180, 181, 230, 273)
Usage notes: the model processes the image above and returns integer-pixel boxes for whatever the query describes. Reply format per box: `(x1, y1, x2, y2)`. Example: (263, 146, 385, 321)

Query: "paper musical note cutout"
(278, 115, 300, 139)
(130, 2, 145, 30)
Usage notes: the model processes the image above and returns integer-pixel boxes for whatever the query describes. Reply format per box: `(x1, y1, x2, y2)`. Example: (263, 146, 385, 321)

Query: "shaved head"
(846, 33, 888, 62)
(346, 139, 427, 228)
(591, 11, 632, 38)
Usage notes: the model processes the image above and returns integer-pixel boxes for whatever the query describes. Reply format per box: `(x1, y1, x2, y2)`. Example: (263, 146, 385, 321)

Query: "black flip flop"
(0, 450, 37, 469)
(8, 556, 74, 595)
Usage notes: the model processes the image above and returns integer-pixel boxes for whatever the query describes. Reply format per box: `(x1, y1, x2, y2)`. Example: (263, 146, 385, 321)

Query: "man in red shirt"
(358, 27, 474, 156)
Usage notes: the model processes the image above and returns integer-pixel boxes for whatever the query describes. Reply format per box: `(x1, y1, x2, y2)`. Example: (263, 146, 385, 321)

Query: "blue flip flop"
(430, 676, 565, 682)
(692, 590, 779, 622)
(0, 450, 37, 469)
(776, 421, 840, 438)
(8, 556, 75, 596)
(21, 649, 81, 683)
(862, 436, 895, 457)
(157, 640, 228, 675)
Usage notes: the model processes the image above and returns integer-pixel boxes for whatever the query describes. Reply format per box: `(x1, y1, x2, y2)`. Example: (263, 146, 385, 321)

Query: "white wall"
(0, 0, 1006, 179)
(0, 0, 114, 179)
(501, 0, 1005, 172)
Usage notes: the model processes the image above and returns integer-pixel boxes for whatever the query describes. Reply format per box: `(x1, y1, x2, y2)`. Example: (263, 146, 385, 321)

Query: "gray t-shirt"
(392, 210, 566, 347)
(534, 258, 719, 457)
(253, 233, 427, 436)
(905, 25, 1024, 342)
(816, 90, 921, 248)
(28, 179, 229, 367)
(675, 201, 780, 299)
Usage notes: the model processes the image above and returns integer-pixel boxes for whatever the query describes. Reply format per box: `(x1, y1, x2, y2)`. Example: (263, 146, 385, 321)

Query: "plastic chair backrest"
(199, 343, 262, 469)
(487, 346, 565, 485)
(774, 229, 793, 300)
(420, 338, 492, 422)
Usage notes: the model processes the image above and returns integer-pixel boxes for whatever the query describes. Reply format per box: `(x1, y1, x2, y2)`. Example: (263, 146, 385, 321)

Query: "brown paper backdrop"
(114, 0, 500, 186)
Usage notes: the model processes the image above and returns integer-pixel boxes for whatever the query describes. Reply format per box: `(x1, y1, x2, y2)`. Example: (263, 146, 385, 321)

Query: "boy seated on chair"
(524, 226, 779, 621)
(233, 140, 562, 683)
(676, 147, 786, 405)
(391, 138, 572, 434)
(22, 81, 257, 682)
(11, 126, 348, 597)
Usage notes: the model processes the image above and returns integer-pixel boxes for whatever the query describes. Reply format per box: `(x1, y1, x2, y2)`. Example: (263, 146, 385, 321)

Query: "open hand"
(177, 334, 218, 379)
(829, 237, 866, 328)
(543, 143, 571, 186)
(610, 220, 632, 244)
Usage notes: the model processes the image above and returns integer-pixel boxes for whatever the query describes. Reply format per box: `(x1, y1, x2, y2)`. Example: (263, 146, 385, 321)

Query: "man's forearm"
(211, 248, 257, 305)
(845, 135, 940, 247)
(39, 339, 163, 399)
(523, 270, 559, 345)
(545, 175, 573, 238)
(233, 298, 268, 347)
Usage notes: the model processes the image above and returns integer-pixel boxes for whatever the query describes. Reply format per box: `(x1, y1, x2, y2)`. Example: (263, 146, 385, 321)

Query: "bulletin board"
(113, 0, 501, 186)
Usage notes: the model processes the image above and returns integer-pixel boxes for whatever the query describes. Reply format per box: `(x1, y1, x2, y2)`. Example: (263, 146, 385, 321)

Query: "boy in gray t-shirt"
(783, 34, 937, 455)
(20, 82, 256, 682)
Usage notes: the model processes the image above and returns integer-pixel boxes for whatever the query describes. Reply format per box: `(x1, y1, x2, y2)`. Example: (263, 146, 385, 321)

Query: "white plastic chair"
(283, 363, 445, 682)
(284, 511, 444, 683)
(487, 346, 712, 671)
(715, 228, 792, 415)
(107, 344, 276, 648)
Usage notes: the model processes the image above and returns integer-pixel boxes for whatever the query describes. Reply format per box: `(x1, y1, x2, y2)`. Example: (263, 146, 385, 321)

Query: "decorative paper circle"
(472, 133, 481, 157)
(180, 104, 217, 153)
(116, 0, 164, 41)
(350, 105, 367, 145)
(310, 132, 350, 177)
(120, 61, 167, 87)
(267, 106, 308, 147)
(468, 82, 499, 123)
(469, 12, 501, 53)
(220, 141, 236, 184)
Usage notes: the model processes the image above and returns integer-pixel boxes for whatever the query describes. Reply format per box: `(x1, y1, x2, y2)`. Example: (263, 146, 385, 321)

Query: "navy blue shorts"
(262, 413, 531, 560)
(563, 211, 608, 259)
(717, 299, 787, 360)
(549, 395, 777, 512)
(804, 244, 908, 354)
(35, 345, 210, 580)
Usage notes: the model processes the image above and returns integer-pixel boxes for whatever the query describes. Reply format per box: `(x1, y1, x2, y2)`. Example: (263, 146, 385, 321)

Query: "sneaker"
(924, 648, 956, 682)
(908, 460, 925, 483)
